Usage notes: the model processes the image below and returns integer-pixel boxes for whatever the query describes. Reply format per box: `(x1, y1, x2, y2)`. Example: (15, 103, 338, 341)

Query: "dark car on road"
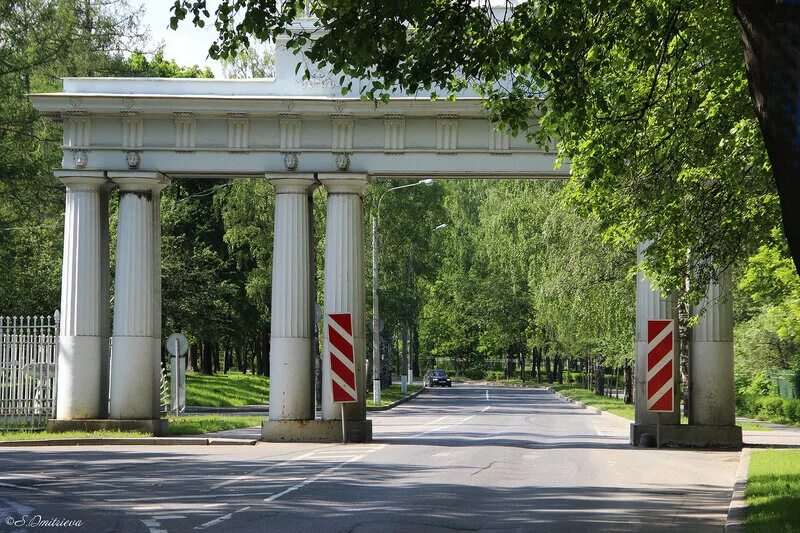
(424, 369, 452, 387)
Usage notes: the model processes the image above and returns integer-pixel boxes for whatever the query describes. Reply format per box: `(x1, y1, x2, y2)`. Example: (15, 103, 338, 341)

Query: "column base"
(57, 335, 102, 419)
(261, 419, 373, 443)
(46, 418, 169, 437)
(630, 423, 742, 448)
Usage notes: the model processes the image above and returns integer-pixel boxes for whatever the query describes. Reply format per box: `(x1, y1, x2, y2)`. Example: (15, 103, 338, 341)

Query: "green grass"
(0, 429, 147, 441)
(367, 384, 423, 407)
(549, 383, 636, 419)
(739, 422, 772, 432)
(746, 449, 800, 532)
(185, 371, 269, 407)
(167, 414, 263, 435)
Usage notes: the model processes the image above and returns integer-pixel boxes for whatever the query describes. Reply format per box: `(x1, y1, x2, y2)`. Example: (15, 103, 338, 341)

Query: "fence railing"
(0, 313, 59, 427)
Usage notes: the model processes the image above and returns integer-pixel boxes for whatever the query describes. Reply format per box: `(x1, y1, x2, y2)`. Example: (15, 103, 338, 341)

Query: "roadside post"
(327, 313, 358, 444)
(166, 332, 189, 415)
(646, 319, 676, 449)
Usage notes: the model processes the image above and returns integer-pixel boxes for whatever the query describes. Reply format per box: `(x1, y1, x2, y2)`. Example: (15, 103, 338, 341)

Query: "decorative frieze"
(436, 114, 458, 153)
(121, 117, 143, 149)
(384, 113, 406, 153)
(489, 124, 511, 153)
(280, 114, 302, 151)
(227, 114, 250, 151)
(65, 117, 91, 148)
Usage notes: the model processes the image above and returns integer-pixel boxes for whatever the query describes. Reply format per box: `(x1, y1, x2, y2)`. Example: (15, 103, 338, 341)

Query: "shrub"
(758, 396, 787, 421)
(746, 370, 777, 396)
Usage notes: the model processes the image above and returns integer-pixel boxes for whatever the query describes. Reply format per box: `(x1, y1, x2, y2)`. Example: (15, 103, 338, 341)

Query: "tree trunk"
(188, 343, 198, 372)
(212, 343, 220, 374)
(236, 346, 244, 374)
(200, 340, 213, 375)
(412, 325, 420, 378)
(260, 325, 270, 376)
(519, 350, 526, 382)
(545, 355, 552, 384)
(556, 356, 563, 384)
(595, 359, 605, 396)
(732, 1, 800, 276)
(624, 362, 633, 404)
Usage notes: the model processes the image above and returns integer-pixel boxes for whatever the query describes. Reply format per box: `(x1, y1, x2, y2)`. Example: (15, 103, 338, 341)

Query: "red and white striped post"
(327, 313, 357, 443)
(647, 319, 675, 447)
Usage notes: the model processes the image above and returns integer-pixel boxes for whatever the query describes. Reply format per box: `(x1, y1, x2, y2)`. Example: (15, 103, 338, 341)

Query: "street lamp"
(373, 178, 434, 403)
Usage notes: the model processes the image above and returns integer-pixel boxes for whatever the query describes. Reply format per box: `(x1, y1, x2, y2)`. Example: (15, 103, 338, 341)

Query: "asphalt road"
(0, 385, 740, 532)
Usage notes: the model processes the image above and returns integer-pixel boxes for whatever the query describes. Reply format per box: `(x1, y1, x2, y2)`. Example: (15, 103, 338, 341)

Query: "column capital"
(318, 173, 369, 196)
(54, 170, 109, 191)
(267, 173, 318, 194)
(108, 171, 170, 193)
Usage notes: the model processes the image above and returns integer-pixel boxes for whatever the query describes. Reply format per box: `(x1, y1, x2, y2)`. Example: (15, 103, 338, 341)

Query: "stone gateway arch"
(29, 42, 740, 447)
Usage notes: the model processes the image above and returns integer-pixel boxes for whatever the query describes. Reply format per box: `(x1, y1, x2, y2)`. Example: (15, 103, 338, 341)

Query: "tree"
(169, 0, 792, 298)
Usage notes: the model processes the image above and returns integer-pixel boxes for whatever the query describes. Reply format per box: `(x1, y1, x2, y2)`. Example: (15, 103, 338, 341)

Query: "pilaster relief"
(121, 116, 143, 149)
(280, 114, 302, 151)
(65, 117, 91, 148)
(384, 113, 406, 153)
(174, 112, 196, 151)
(436, 114, 458, 153)
(227, 113, 250, 151)
(489, 124, 511, 154)
(331, 115, 354, 151)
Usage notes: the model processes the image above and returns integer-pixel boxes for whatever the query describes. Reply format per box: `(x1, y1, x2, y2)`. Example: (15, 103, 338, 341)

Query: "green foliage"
(170, 0, 781, 301)
(746, 449, 800, 533)
(124, 51, 214, 78)
(736, 393, 800, 425)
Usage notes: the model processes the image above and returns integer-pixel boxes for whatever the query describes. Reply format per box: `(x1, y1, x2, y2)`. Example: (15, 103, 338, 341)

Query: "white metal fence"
(0, 313, 59, 427)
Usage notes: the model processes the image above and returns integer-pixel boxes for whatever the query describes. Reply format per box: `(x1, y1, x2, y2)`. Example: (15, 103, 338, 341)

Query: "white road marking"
(486, 389, 489, 402)
(210, 449, 322, 489)
(195, 506, 251, 530)
(265, 455, 363, 503)
(482, 406, 491, 412)
(0, 481, 62, 497)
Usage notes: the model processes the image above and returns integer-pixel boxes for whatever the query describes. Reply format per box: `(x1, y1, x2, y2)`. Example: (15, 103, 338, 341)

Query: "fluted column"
(54, 171, 109, 420)
(634, 243, 680, 427)
(268, 173, 318, 421)
(690, 271, 735, 426)
(108, 172, 169, 420)
(319, 174, 368, 421)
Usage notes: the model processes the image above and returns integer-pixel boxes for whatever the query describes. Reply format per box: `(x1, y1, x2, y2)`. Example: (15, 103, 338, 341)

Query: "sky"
(139, 0, 225, 76)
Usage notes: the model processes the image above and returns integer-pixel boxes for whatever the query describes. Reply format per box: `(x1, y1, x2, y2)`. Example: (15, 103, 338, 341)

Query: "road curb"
(367, 387, 427, 411)
(725, 447, 752, 532)
(547, 387, 603, 415)
(0, 437, 257, 447)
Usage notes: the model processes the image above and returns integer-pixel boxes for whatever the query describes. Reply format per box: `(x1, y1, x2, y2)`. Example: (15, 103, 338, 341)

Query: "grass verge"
(167, 415, 263, 435)
(549, 383, 636, 420)
(746, 449, 800, 532)
(185, 371, 269, 407)
(367, 384, 423, 407)
(739, 422, 772, 432)
(0, 430, 147, 441)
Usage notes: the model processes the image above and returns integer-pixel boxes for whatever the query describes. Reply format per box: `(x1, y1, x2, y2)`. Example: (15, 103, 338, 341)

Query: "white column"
(268, 174, 317, 421)
(319, 174, 368, 421)
(634, 243, 680, 427)
(690, 271, 735, 426)
(108, 172, 168, 420)
(54, 171, 109, 420)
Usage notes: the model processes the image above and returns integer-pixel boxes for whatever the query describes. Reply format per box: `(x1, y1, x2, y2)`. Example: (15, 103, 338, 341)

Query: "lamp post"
(373, 178, 434, 403)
